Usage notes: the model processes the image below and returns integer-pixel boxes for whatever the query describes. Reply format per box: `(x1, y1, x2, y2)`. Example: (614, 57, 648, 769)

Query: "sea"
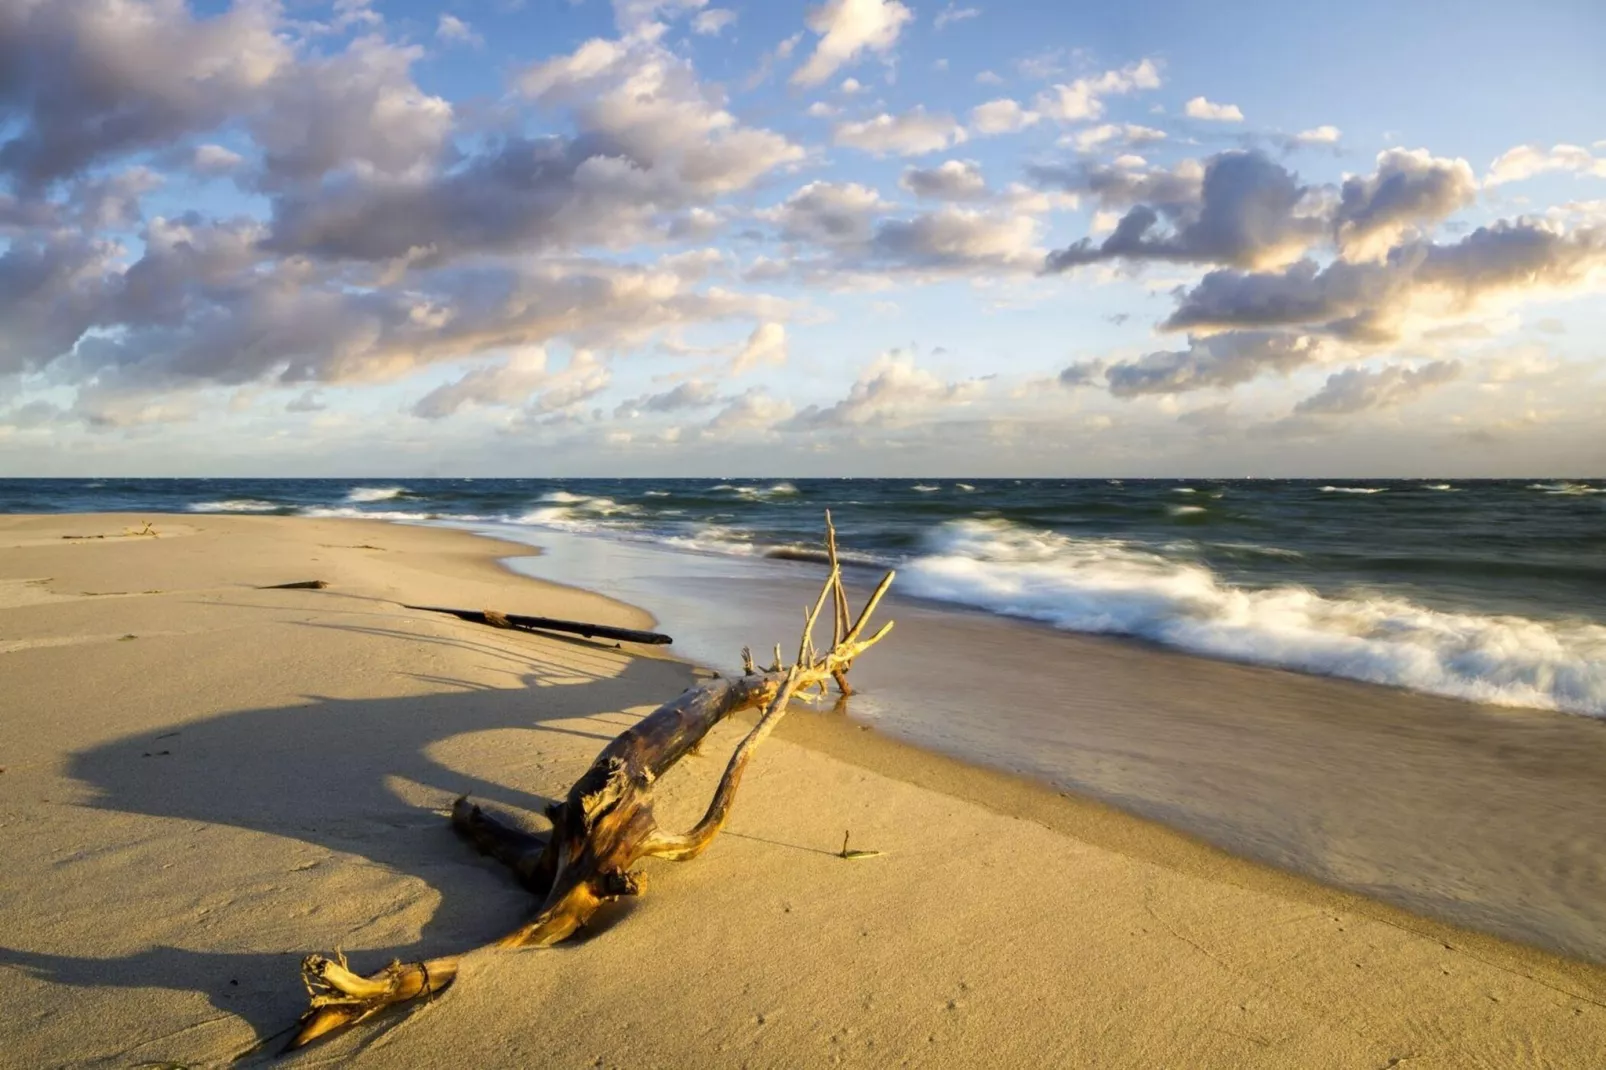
(4, 476, 1604, 718)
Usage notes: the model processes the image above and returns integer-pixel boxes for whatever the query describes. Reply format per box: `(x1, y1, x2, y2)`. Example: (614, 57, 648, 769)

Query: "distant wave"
(1422, 483, 1457, 491)
(299, 506, 464, 522)
(1321, 486, 1387, 494)
(1167, 504, 1206, 517)
(344, 486, 409, 503)
(1529, 482, 1603, 495)
(912, 483, 940, 493)
(902, 519, 1606, 717)
(956, 483, 976, 492)
(188, 499, 281, 513)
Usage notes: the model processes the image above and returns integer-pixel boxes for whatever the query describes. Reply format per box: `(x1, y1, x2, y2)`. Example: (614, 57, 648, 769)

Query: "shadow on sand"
(0, 620, 699, 1061)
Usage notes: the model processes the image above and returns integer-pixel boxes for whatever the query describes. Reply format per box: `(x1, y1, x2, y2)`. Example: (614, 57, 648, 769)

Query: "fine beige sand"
(1, 512, 1603, 1069)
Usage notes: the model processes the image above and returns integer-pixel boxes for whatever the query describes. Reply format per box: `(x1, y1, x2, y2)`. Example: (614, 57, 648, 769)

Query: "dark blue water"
(4, 477, 1604, 715)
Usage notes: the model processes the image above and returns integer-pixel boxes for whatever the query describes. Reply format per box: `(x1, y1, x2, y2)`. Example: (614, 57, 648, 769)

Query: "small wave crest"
(1528, 482, 1603, 495)
(344, 486, 409, 503)
(513, 493, 642, 533)
(299, 506, 457, 522)
(729, 482, 799, 500)
(188, 499, 282, 513)
(1321, 486, 1387, 494)
(912, 484, 940, 493)
(903, 519, 1606, 716)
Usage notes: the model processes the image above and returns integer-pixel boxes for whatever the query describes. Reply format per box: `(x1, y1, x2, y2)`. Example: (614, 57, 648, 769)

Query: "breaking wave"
(299, 506, 459, 522)
(1529, 482, 1603, 495)
(902, 519, 1606, 716)
(1321, 486, 1387, 494)
(187, 499, 282, 513)
(344, 486, 409, 503)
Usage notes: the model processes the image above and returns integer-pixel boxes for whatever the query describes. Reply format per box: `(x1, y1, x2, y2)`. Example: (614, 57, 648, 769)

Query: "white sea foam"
(299, 506, 453, 522)
(912, 484, 940, 493)
(1168, 504, 1206, 516)
(513, 493, 641, 533)
(956, 483, 976, 491)
(1172, 487, 1197, 494)
(344, 486, 408, 503)
(1528, 482, 1603, 495)
(643, 490, 672, 497)
(1422, 483, 1458, 491)
(1321, 486, 1387, 494)
(188, 499, 281, 513)
(903, 519, 1606, 717)
(728, 482, 798, 500)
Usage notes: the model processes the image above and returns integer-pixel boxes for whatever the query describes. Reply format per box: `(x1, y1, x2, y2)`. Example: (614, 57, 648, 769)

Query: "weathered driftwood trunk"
(289, 514, 893, 1050)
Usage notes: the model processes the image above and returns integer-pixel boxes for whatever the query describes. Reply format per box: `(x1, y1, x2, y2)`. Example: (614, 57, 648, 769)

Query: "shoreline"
(489, 521, 1606, 965)
(2, 512, 1603, 1067)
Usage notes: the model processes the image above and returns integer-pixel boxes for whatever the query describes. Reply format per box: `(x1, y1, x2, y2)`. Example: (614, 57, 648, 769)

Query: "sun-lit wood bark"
(287, 513, 894, 1050)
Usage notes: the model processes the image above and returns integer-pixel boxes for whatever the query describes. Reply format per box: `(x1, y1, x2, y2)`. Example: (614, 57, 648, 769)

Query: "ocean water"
(4, 476, 1605, 717)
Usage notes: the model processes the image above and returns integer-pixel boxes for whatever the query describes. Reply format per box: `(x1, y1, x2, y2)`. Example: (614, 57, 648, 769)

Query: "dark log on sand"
(404, 605, 672, 646)
(286, 513, 895, 1050)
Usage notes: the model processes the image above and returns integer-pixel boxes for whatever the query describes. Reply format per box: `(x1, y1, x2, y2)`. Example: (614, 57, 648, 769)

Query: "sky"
(1, 0, 1604, 477)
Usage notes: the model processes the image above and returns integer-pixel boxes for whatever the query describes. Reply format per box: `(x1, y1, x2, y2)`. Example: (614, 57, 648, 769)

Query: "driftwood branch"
(286, 514, 894, 1050)
(403, 605, 672, 646)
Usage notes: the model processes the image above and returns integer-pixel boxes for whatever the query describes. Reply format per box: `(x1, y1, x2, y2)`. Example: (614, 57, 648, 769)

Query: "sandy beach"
(2, 513, 1604, 1069)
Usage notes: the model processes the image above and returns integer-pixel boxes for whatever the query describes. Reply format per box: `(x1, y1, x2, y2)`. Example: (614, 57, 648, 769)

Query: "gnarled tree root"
(285, 513, 893, 1051)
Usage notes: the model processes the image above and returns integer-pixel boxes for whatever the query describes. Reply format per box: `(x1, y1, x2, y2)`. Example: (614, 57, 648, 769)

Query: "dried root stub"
(287, 512, 894, 1050)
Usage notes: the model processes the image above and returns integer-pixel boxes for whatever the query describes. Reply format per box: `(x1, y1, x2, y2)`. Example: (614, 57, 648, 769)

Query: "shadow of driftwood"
(0, 624, 698, 1059)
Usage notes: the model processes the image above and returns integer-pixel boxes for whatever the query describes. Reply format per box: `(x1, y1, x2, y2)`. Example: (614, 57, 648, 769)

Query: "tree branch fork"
(288, 513, 894, 1050)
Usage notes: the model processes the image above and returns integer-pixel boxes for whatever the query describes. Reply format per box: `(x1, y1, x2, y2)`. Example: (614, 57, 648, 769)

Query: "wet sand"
(0, 513, 1602, 1068)
(502, 526, 1606, 964)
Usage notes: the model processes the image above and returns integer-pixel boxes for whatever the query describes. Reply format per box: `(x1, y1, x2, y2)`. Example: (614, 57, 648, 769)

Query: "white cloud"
(706, 389, 795, 434)
(1294, 360, 1462, 415)
(791, 0, 913, 88)
(840, 77, 864, 93)
(764, 180, 891, 244)
(975, 70, 1003, 86)
(1034, 59, 1162, 123)
(1295, 125, 1342, 145)
(1184, 96, 1244, 122)
(901, 160, 989, 200)
(934, 4, 981, 29)
(1486, 143, 1606, 187)
(1335, 148, 1477, 262)
(834, 107, 967, 156)
(785, 352, 986, 429)
(615, 379, 722, 417)
(436, 13, 483, 47)
(783, 353, 982, 430)
(1068, 123, 1167, 152)
(692, 8, 738, 35)
(732, 322, 789, 374)
(968, 98, 1040, 136)
(412, 348, 553, 418)
(191, 144, 244, 175)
